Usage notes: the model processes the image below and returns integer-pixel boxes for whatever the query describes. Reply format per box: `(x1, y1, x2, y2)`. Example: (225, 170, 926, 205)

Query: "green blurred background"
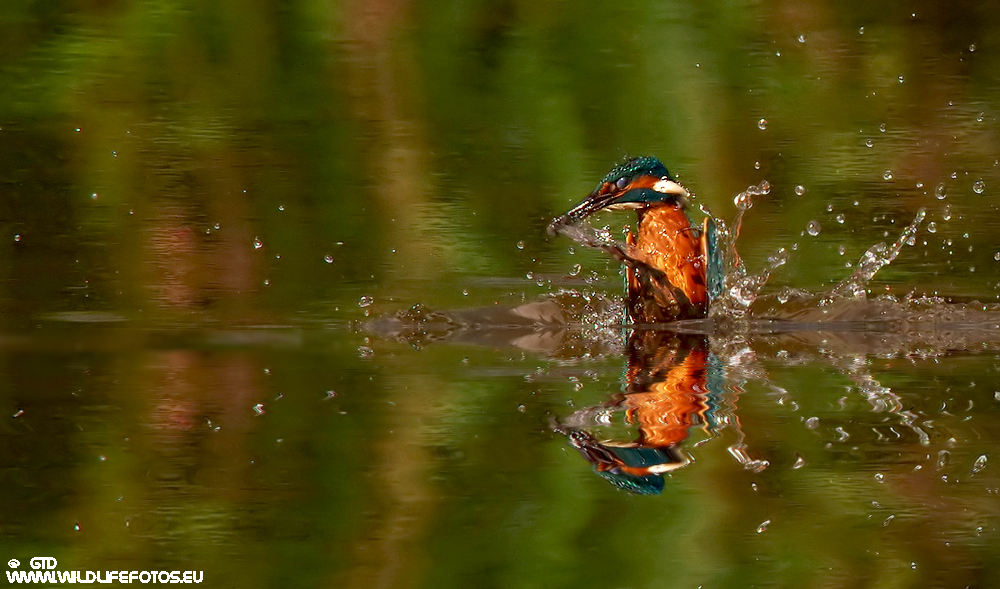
(3, 0, 1000, 326)
(2, 1, 1000, 588)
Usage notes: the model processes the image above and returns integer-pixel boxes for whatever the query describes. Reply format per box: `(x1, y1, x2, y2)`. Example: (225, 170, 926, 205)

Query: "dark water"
(4, 1, 1000, 587)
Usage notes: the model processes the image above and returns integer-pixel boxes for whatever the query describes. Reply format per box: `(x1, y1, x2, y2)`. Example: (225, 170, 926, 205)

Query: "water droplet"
(253, 403, 265, 415)
(729, 284, 756, 307)
(263, 279, 270, 286)
(794, 185, 806, 196)
(972, 454, 988, 475)
(13, 234, 21, 242)
(213, 223, 220, 230)
(758, 118, 768, 130)
(806, 221, 821, 236)
(865, 138, 874, 148)
(977, 112, 985, 123)
(970, 44, 977, 52)
(74, 522, 81, 531)
(835, 214, 845, 224)
(12, 409, 24, 418)
(569, 263, 582, 276)
(874, 472, 884, 483)
(759, 180, 770, 194)
(278, 205, 285, 211)
(756, 519, 771, 533)
(91, 193, 99, 200)
(898, 75, 905, 84)
(859, 26, 865, 35)
(357, 346, 374, 358)
(935, 184, 947, 199)
(767, 248, 789, 270)
(994, 252, 1000, 261)
(797, 34, 806, 43)
(112, 150, 117, 158)
(942, 205, 952, 221)
(754, 161, 761, 170)
(516, 241, 525, 250)
(883, 170, 893, 180)
(324, 255, 334, 263)
(517, 404, 526, 413)
(253, 237, 263, 249)
(838, 245, 846, 256)
(973, 179, 986, 194)
(879, 123, 887, 133)
(324, 390, 337, 399)
(358, 296, 374, 307)
(805, 416, 819, 429)
(793, 453, 807, 469)
(882, 514, 894, 526)
(927, 221, 938, 233)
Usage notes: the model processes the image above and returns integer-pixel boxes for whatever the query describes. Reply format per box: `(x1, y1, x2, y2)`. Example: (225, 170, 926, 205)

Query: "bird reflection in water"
(551, 332, 709, 494)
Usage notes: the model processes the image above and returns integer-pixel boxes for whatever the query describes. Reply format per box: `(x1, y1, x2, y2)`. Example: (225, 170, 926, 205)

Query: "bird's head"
(549, 156, 688, 233)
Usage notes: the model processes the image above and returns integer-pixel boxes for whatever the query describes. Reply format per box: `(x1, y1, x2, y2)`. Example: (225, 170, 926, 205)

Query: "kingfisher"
(548, 156, 721, 324)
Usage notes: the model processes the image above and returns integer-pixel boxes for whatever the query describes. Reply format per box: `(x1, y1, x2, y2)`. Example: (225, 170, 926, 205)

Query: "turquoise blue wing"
(701, 217, 724, 302)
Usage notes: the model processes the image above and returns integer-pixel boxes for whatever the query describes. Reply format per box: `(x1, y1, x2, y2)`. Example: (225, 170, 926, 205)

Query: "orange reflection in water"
(554, 333, 719, 494)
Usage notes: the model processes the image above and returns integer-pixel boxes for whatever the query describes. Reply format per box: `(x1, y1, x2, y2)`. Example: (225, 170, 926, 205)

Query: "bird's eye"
(616, 177, 630, 190)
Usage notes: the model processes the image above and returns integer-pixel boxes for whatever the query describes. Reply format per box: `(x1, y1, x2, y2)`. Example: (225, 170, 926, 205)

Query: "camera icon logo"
(8, 559, 19, 569)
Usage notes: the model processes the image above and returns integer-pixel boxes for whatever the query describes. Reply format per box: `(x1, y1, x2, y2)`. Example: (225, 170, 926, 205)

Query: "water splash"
(702, 182, 794, 321)
(698, 190, 927, 323)
(830, 209, 925, 299)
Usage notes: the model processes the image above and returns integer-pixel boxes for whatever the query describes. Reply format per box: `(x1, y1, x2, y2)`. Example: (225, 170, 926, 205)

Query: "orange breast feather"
(629, 206, 707, 308)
